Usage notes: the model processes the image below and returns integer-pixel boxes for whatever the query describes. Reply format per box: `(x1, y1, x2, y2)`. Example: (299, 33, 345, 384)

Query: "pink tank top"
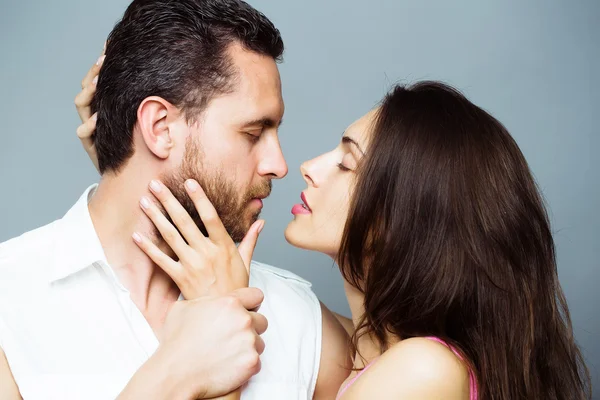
(335, 337, 478, 400)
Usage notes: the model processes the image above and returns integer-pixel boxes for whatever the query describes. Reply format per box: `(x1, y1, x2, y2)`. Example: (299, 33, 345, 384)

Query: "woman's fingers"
(76, 46, 105, 122)
(139, 196, 192, 262)
(75, 79, 98, 122)
(237, 220, 264, 273)
(132, 231, 182, 280)
(148, 180, 206, 250)
(76, 112, 96, 148)
(76, 113, 99, 172)
(184, 179, 230, 244)
(80, 55, 104, 90)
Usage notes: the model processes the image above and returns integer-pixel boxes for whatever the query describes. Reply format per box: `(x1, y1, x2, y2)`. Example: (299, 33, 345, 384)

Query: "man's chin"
(234, 213, 261, 242)
(226, 222, 253, 243)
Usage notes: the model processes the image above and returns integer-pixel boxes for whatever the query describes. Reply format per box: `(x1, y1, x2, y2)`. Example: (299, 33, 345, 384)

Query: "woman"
(75, 52, 591, 399)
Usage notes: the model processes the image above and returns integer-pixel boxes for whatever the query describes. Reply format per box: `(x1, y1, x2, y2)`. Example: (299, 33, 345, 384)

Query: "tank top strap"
(424, 337, 478, 400)
(335, 357, 379, 400)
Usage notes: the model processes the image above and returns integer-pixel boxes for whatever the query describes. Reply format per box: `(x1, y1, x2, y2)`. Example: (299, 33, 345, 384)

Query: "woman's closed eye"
(337, 152, 357, 172)
(337, 162, 351, 172)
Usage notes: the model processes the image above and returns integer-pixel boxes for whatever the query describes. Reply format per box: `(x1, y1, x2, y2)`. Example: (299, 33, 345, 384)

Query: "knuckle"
(249, 287, 264, 301)
(239, 313, 253, 329)
(239, 331, 252, 346)
(242, 352, 260, 371)
(257, 314, 268, 330)
(232, 296, 243, 309)
(178, 271, 191, 286)
(225, 247, 236, 259)
(253, 358, 262, 375)
(223, 295, 241, 308)
(203, 213, 217, 225)
(257, 340, 265, 355)
(162, 229, 177, 243)
(76, 125, 87, 139)
(171, 209, 188, 225)
(209, 243, 222, 256)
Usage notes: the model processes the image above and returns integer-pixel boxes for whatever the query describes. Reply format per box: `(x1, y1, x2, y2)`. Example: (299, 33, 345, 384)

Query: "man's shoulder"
(0, 220, 61, 264)
(249, 260, 320, 317)
(249, 260, 313, 287)
(247, 260, 323, 395)
(0, 220, 61, 290)
(0, 186, 91, 278)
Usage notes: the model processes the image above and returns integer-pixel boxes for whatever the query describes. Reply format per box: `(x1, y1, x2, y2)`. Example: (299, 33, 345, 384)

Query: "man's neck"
(88, 170, 180, 333)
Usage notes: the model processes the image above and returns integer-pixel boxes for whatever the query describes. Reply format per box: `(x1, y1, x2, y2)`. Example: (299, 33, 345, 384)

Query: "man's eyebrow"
(241, 118, 284, 128)
(342, 136, 365, 155)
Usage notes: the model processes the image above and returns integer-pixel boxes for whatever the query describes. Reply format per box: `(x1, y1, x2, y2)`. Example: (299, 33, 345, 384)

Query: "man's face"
(163, 43, 287, 242)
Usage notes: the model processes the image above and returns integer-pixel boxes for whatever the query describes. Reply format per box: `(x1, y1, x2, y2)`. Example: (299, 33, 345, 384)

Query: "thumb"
(238, 220, 265, 273)
(230, 287, 265, 311)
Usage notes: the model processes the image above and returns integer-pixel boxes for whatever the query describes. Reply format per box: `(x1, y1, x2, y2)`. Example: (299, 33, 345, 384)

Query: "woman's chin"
(284, 222, 316, 251)
(284, 222, 303, 247)
(284, 222, 339, 258)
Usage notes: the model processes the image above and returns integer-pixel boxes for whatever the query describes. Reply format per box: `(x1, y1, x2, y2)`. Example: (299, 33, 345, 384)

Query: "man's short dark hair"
(91, 0, 284, 174)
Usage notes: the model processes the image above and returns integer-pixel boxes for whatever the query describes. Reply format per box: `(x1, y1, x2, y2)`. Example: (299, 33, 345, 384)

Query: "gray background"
(1, 0, 598, 393)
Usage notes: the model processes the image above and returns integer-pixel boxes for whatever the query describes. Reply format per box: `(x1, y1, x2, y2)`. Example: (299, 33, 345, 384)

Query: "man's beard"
(161, 136, 271, 243)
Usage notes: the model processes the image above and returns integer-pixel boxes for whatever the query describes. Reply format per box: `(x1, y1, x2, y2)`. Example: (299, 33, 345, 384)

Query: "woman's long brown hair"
(338, 81, 591, 399)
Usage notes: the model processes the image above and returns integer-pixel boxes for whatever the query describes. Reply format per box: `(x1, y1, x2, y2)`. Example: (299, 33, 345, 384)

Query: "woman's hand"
(133, 178, 265, 299)
(133, 179, 263, 400)
(74, 43, 105, 173)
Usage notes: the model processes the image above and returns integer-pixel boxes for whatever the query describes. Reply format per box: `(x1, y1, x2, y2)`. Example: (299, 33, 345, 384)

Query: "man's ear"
(136, 96, 178, 160)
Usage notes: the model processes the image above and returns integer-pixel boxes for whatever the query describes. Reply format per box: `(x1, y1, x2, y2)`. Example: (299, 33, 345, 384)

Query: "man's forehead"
(233, 59, 282, 100)
(198, 43, 284, 124)
(215, 84, 284, 125)
(202, 85, 284, 127)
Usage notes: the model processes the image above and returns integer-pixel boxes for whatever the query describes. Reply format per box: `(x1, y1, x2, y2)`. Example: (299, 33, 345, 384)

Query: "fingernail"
(258, 220, 265, 234)
(185, 180, 199, 192)
(132, 232, 142, 243)
(92, 76, 98, 85)
(96, 55, 105, 66)
(92, 113, 97, 122)
(140, 197, 151, 209)
(149, 180, 162, 193)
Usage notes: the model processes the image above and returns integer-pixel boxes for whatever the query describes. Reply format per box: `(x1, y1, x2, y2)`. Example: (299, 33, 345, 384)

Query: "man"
(0, 0, 350, 399)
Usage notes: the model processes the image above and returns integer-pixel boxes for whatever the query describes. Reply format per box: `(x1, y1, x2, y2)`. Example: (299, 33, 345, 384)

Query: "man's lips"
(250, 198, 264, 208)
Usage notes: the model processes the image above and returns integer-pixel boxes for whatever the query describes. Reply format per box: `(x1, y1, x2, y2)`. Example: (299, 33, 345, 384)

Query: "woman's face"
(284, 108, 377, 258)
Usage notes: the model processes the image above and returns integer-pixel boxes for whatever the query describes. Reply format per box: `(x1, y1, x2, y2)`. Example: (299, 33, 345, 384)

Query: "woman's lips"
(301, 192, 311, 211)
(291, 204, 311, 215)
(292, 193, 312, 215)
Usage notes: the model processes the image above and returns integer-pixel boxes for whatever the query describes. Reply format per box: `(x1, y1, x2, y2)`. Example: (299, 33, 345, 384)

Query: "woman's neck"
(343, 280, 392, 369)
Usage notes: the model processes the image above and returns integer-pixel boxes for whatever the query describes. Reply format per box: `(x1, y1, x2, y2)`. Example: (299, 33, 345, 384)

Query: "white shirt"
(0, 185, 322, 399)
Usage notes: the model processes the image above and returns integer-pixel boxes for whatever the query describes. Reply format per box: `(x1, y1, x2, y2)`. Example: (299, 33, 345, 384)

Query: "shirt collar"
(48, 184, 107, 283)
